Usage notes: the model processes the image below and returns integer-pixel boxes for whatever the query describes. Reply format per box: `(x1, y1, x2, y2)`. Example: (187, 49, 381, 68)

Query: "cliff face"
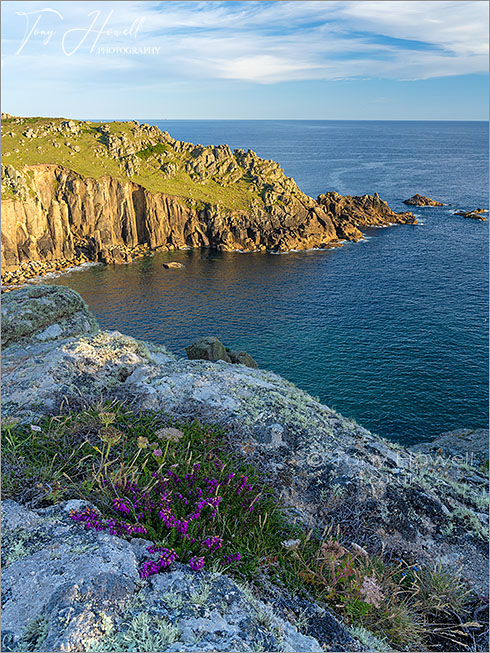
(1, 164, 340, 268)
(0, 116, 415, 271)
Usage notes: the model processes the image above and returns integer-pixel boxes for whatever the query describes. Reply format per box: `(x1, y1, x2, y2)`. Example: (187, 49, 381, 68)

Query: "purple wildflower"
(189, 556, 205, 571)
(222, 552, 242, 566)
(139, 548, 178, 579)
(201, 535, 224, 551)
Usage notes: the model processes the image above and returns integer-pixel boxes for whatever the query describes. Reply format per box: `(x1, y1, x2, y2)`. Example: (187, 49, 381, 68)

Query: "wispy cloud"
(1, 1, 488, 88)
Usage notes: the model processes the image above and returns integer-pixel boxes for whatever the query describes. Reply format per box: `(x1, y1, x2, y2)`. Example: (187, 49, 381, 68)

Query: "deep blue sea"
(51, 121, 489, 445)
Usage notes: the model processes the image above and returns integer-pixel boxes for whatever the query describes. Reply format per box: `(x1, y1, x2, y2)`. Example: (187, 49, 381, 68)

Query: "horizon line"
(3, 114, 488, 123)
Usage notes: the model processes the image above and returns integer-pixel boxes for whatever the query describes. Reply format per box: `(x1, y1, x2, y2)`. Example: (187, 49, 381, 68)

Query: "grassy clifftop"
(1, 115, 298, 210)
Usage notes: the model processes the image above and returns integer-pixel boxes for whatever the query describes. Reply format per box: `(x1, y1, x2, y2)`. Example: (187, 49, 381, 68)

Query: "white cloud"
(1, 0, 488, 84)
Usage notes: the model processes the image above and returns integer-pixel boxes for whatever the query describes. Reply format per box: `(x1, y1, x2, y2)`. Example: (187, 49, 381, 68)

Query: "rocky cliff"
(1, 116, 415, 273)
(2, 285, 488, 596)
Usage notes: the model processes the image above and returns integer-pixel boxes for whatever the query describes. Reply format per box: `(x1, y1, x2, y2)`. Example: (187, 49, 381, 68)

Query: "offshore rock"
(454, 209, 487, 221)
(403, 194, 444, 207)
(317, 191, 416, 241)
(2, 500, 329, 652)
(2, 285, 488, 597)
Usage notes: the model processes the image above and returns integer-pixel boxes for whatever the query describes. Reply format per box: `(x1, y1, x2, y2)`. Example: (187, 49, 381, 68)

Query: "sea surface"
(51, 121, 489, 445)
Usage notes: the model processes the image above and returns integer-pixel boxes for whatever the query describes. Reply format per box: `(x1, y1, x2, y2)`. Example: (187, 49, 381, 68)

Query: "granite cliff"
(1, 116, 415, 277)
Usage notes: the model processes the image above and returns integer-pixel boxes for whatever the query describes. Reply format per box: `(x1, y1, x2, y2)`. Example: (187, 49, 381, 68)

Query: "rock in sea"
(403, 194, 444, 206)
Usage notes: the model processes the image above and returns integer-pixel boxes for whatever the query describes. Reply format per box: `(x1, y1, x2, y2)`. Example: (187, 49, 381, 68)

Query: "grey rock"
(1, 500, 327, 652)
(411, 428, 489, 466)
(1, 284, 98, 347)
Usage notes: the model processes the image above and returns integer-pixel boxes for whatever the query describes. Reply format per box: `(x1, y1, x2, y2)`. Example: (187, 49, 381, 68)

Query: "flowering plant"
(71, 459, 259, 577)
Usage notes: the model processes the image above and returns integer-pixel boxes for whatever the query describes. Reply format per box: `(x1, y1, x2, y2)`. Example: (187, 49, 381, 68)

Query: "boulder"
(163, 261, 185, 269)
(403, 194, 444, 207)
(228, 349, 258, 369)
(185, 336, 231, 363)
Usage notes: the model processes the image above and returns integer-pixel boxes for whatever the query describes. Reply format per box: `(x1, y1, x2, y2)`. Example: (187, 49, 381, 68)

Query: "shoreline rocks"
(2, 116, 420, 285)
(317, 190, 416, 241)
(403, 194, 444, 207)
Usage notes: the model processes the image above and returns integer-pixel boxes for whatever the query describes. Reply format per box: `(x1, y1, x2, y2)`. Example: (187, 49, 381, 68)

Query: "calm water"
(51, 121, 489, 445)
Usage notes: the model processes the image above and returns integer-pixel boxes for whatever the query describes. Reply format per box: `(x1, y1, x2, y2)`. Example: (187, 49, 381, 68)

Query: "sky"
(1, 0, 489, 120)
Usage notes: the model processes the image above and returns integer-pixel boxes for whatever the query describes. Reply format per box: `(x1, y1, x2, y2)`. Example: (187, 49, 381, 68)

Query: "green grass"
(1, 117, 264, 210)
(1, 402, 480, 651)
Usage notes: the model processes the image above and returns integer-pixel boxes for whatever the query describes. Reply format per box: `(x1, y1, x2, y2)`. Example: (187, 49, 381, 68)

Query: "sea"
(50, 120, 489, 446)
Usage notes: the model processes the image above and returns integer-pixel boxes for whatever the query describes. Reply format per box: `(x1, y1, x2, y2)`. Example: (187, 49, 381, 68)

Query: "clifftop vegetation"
(1, 115, 298, 210)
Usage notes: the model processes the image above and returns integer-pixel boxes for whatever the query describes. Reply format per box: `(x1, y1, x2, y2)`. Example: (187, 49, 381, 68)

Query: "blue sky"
(1, 1, 488, 119)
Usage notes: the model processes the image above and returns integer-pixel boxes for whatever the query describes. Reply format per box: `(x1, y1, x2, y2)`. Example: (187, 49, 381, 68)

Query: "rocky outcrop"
(403, 194, 444, 207)
(317, 191, 416, 241)
(454, 209, 487, 221)
(2, 499, 337, 652)
(185, 336, 258, 368)
(2, 285, 488, 598)
(1, 284, 98, 347)
(412, 429, 489, 467)
(1, 116, 418, 280)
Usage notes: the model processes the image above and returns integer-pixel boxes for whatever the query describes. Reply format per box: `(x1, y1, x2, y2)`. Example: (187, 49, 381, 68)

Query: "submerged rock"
(403, 194, 444, 207)
(163, 261, 185, 269)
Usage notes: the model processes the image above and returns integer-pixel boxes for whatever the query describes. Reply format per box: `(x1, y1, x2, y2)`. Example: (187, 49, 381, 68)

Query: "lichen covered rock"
(2, 500, 328, 652)
(1, 284, 98, 347)
(2, 285, 488, 598)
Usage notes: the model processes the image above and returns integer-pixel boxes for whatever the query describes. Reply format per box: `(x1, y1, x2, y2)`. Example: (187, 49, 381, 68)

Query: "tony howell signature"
(15, 8, 146, 56)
